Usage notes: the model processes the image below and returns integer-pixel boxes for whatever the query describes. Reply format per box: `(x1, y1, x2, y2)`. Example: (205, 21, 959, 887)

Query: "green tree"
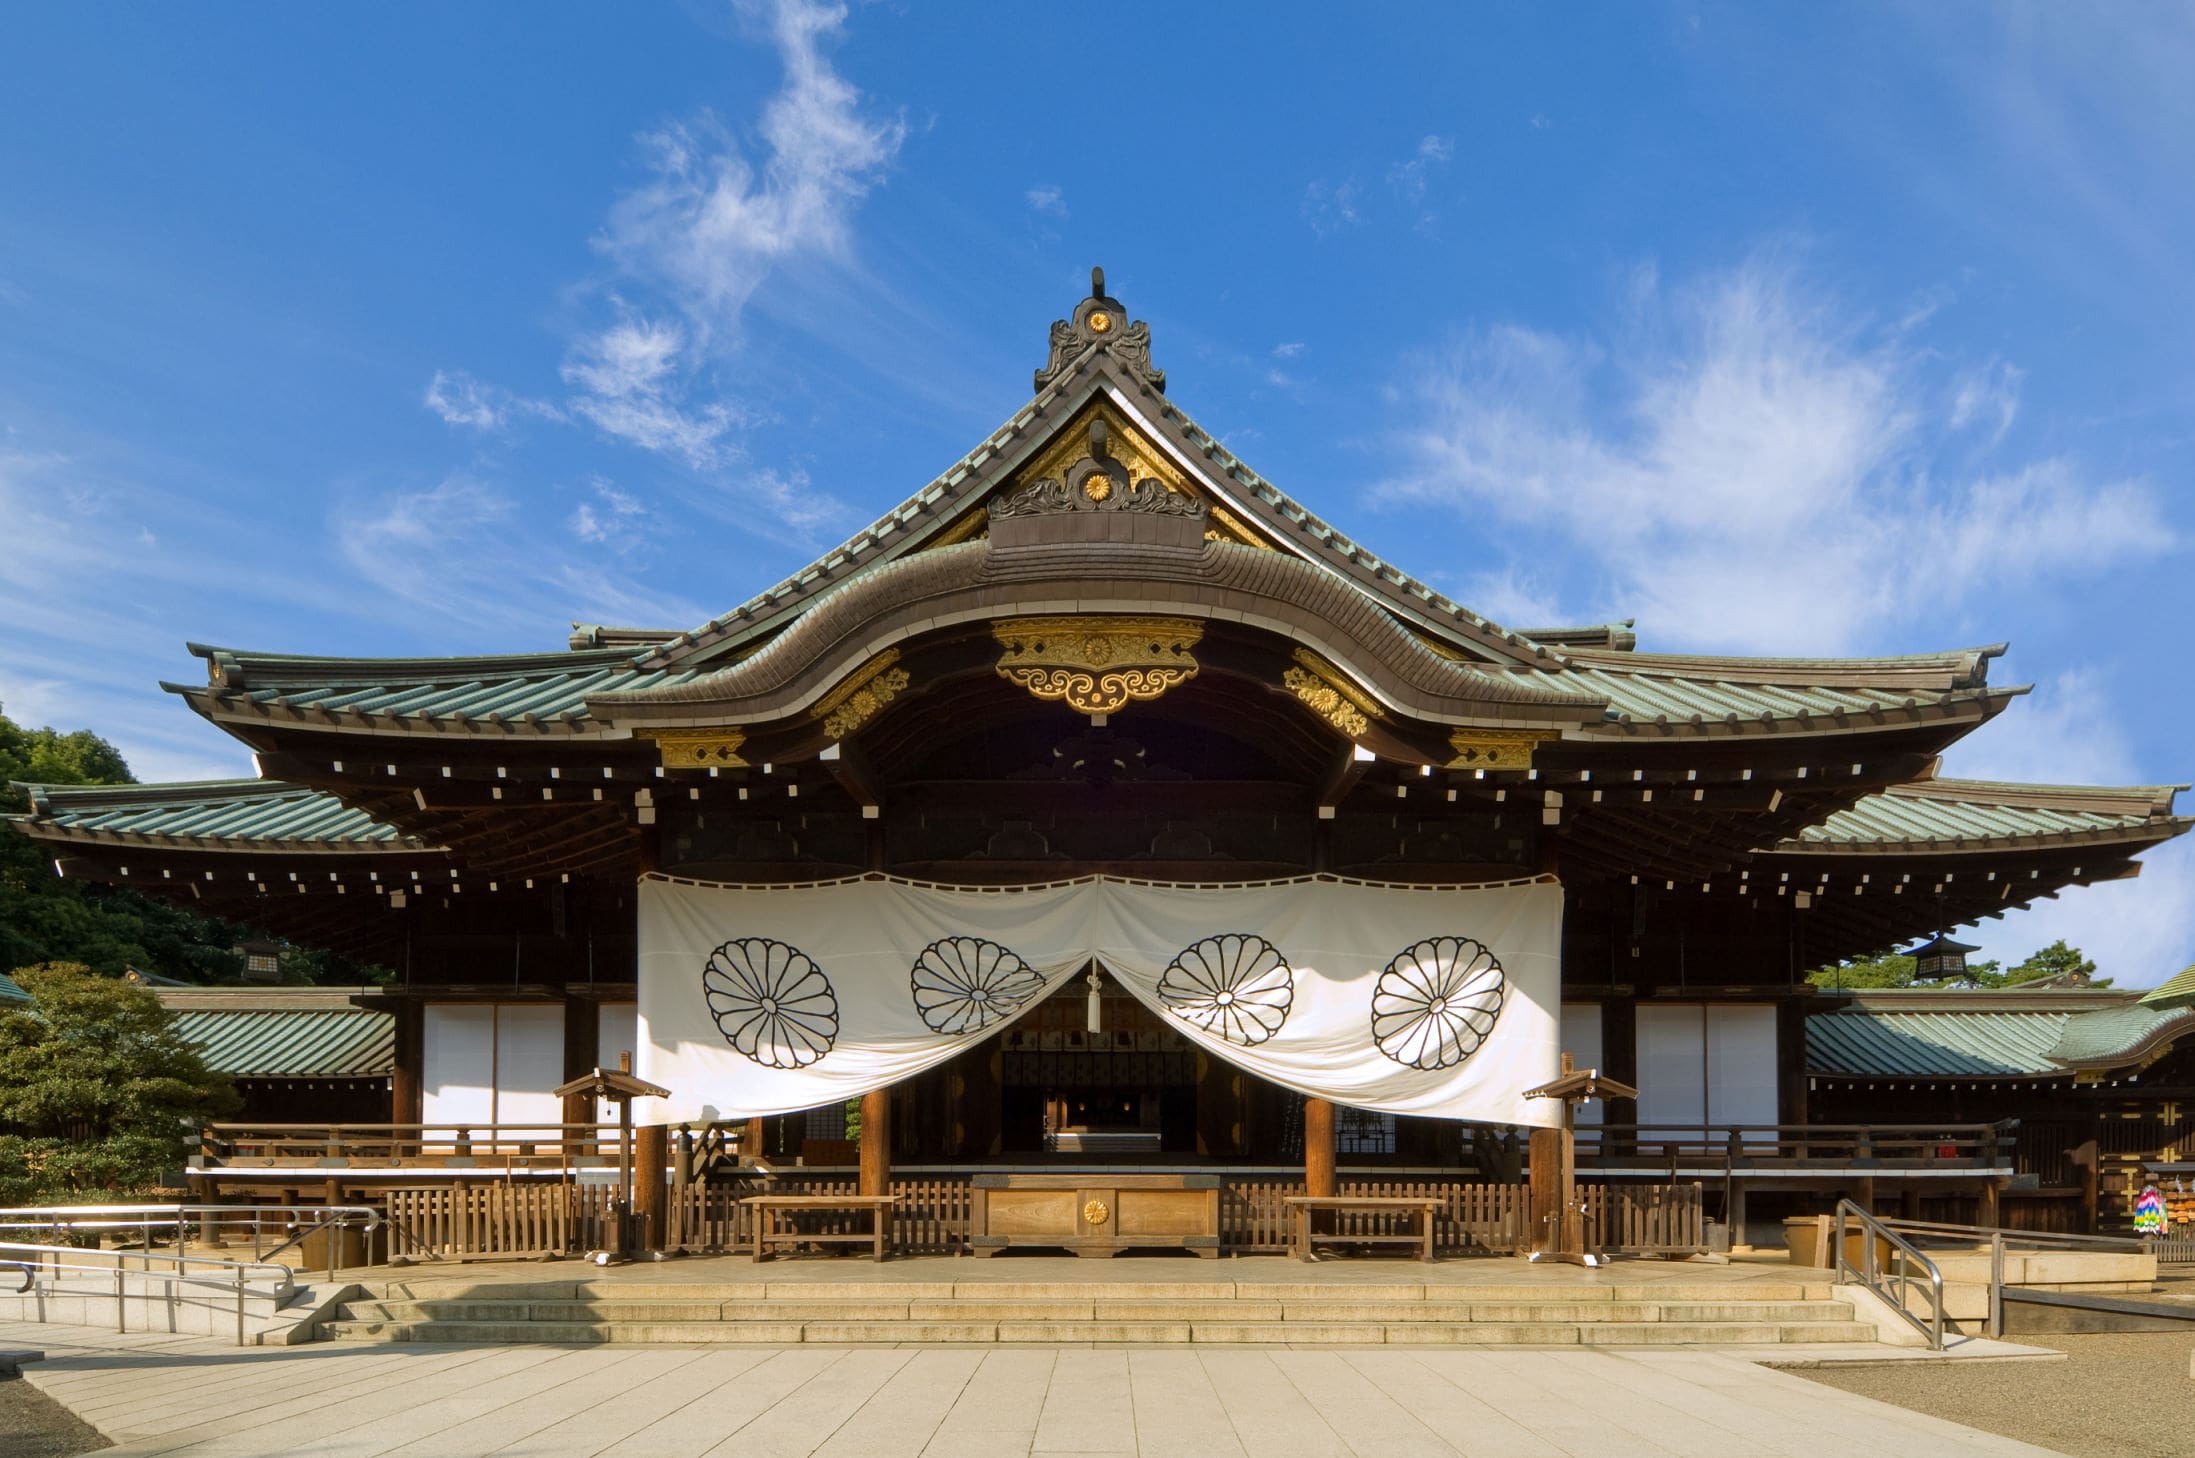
(1983, 940, 2105, 990)
(0, 701, 387, 984)
(1807, 951, 1920, 989)
(0, 962, 240, 1202)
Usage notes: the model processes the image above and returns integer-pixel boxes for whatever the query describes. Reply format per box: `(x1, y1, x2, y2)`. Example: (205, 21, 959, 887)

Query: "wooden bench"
(1284, 1196, 1441, 1262)
(741, 1195, 898, 1262)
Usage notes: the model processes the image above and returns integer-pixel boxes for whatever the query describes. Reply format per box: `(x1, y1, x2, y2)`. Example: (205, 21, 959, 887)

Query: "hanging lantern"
(1086, 966, 1104, 1034)
(1907, 933, 1980, 982)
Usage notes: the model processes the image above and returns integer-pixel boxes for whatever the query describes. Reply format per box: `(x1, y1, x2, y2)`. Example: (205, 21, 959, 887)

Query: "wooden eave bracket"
(1317, 744, 1377, 815)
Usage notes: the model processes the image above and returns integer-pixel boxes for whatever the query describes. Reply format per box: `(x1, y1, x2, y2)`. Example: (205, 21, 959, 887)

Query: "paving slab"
(0, 1319, 2072, 1458)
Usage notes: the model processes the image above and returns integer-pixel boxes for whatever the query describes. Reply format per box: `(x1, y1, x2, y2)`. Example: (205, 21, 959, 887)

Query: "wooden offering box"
(969, 1173, 1222, 1258)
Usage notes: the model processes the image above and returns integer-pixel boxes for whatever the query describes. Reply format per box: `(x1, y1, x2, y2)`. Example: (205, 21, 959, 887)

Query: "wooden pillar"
(1528, 1125, 1574, 1255)
(561, 999, 599, 1130)
(742, 1116, 766, 1163)
(1776, 997, 1810, 1126)
(1978, 1177, 2002, 1230)
(1600, 999, 1638, 1146)
(634, 1123, 668, 1252)
(390, 1001, 423, 1127)
(859, 1087, 893, 1197)
(1304, 1097, 1337, 1198)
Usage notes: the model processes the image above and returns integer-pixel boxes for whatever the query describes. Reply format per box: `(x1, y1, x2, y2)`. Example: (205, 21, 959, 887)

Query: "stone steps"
(319, 1316, 1876, 1346)
(318, 1276, 1875, 1348)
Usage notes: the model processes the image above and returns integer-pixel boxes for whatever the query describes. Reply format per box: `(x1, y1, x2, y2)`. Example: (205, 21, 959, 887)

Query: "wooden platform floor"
(2, 1319, 2066, 1458)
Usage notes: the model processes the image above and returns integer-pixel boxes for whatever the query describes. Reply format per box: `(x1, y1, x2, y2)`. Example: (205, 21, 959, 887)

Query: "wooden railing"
(202, 1122, 632, 1167)
(383, 1184, 622, 1260)
(665, 1175, 1690, 1258)
(1575, 1121, 2019, 1171)
(201, 1121, 754, 1172)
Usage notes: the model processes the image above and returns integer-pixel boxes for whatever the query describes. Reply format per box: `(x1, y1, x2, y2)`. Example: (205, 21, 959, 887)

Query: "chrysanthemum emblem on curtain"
(702, 938, 840, 1069)
(1371, 936, 1506, 1070)
(910, 936, 1047, 1035)
(1157, 933, 1294, 1046)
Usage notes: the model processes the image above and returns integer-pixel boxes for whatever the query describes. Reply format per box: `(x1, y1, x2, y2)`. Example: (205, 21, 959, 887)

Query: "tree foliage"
(1809, 939, 2107, 990)
(0, 962, 240, 1202)
(0, 700, 385, 983)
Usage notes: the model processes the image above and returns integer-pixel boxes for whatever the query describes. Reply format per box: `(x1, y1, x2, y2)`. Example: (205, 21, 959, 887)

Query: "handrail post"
(115, 1264, 125, 1333)
(1989, 1232, 2005, 1339)
(236, 1265, 246, 1347)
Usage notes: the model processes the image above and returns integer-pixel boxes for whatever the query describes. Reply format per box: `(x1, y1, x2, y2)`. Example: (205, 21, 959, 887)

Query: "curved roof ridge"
(1891, 777, 2189, 814)
(1560, 643, 2006, 690)
(591, 536, 1608, 722)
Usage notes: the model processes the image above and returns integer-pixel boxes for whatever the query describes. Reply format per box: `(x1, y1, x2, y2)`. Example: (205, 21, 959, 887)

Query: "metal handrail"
(1832, 1199, 1947, 1350)
(0, 1203, 383, 1282)
(0, 1239, 296, 1346)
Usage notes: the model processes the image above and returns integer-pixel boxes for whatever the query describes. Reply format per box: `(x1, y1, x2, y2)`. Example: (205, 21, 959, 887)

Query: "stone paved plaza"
(4, 1321, 2065, 1458)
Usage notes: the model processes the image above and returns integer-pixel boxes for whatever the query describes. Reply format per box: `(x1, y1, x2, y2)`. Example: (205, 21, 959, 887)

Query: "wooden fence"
(666, 1175, 1695, 1259)
(373, 1173, 1702, 1262)
(1581, 1182, 1705, 1254)
(383, 1184, 619, 1261)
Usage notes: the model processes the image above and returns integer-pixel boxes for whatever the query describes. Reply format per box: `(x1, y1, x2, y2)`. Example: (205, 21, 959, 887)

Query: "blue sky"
(3, 3, 2192, 981)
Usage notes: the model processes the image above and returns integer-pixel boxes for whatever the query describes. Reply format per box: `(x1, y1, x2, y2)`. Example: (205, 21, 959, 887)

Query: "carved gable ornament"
(993, 616, 1202, 716)
(989, 417, 1206, 523)
(1034, 265, 1165, 394)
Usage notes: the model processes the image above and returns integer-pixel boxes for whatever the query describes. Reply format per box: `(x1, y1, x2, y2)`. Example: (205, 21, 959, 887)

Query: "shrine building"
(8, 271, 2189, 1243)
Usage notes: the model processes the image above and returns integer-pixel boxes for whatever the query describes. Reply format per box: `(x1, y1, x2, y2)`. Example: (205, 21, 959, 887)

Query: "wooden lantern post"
(1523, 1054, 1638, 1267)
(1304, 1097, 1337, 1199)
(552, 1054, 671, 1261)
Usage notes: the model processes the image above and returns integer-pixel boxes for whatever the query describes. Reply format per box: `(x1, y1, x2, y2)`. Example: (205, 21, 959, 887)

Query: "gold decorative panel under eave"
(993, 616, 1202, 715)
(645, 728, 749, 770)
(810, 649, 911, 740)
(1446, 727, 1558, 771)
(1282, 648, 1384, 738)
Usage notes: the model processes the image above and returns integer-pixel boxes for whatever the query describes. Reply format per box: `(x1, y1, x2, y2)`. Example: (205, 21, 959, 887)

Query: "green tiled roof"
(1808, 989, 2195, 1078)
(2049, 1004, 2195, 1068)
(178, 645, 717, 731)
(1808, 1005, 2075, 1078)
(164, 999, 393, 1078)
(0, 972, 28, 1004)
(1777, 778, 2185, 854)
(2139, 966, 2195, 1012)
(13, 780, 429, 850)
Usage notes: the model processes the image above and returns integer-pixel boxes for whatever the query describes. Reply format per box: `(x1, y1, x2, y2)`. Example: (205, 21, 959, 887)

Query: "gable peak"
(1035, 265, 1165, 395)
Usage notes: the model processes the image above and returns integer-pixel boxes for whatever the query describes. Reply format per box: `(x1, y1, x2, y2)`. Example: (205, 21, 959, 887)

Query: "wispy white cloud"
(571, 478, 645, 544)
(1025, 185, 1067, 219)
(423, 369, 562, 432)
(421, 0, 896, 536)
(561, 313, 742, 467)
(1272, 341, 1306, 360)
(1301, 178, 1361, 237)
(338, 473, 702, 636)
(1375, 253, 2172, 653)
(1947, 357, 2022, 448)
(1387, 134, 1454, 211)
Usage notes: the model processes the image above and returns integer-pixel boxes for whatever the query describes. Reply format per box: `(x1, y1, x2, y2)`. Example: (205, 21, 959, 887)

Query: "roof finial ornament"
(1034, 266, 1166, 395)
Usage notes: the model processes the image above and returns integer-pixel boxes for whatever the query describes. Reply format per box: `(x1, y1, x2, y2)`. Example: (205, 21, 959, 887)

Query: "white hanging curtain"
(635, 874, 1563, 1128)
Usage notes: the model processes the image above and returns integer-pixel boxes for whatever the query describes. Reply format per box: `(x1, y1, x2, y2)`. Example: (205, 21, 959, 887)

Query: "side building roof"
(1808, 986, 2195, 1081)
(154, 987, 394, 1079)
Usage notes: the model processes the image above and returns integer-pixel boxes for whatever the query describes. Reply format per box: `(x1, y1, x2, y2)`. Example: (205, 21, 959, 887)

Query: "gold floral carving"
(812, 649, 910, 740)
(646, 728, 749, 771)
(1083, 1199, 1109, 1226)
(1010, 401, 1190, 498)
(1445, 727, 1558, 772)
(1284, 649, 1382, 737)
(993, 616, 1202, 714)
